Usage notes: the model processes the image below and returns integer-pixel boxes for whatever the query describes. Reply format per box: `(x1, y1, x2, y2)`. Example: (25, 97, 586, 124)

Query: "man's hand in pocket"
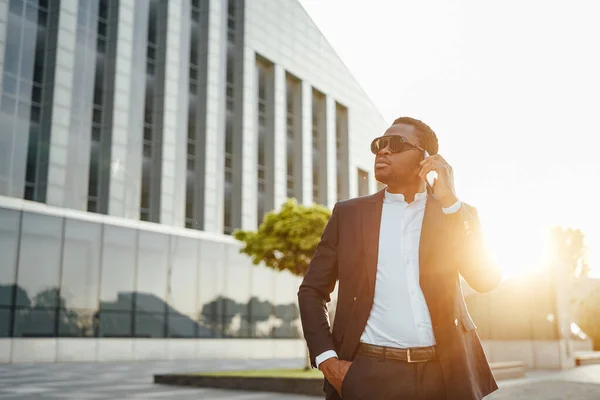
(319, 358, 353, 395)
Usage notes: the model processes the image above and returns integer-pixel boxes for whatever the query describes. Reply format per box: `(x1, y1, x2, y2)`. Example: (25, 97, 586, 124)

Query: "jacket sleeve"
(445, 203, 502, 293)
(298, 203, 340, 368)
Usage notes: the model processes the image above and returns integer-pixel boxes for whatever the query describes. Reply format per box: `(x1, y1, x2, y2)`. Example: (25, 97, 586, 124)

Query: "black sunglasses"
(370, 135, 425, 155)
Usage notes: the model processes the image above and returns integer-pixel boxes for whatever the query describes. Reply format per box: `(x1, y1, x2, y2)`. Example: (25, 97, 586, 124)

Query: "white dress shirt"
(315, 190, 461, 368)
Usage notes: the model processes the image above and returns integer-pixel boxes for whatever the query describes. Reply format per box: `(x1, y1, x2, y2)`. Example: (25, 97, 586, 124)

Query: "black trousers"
(333, 354, 446, 400)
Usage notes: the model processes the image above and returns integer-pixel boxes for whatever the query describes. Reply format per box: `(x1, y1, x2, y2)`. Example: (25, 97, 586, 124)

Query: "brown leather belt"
(357, 343, 437, 363)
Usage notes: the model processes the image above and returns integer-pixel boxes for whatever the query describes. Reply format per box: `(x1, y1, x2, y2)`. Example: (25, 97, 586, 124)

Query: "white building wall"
(45, 0, 78, 208)
(108, 0, 136, 218)
(244, 0, 387, 210)
(159, 0, 190, 228)
(202, 0, 227, 234)
(239, 44, 257, 230)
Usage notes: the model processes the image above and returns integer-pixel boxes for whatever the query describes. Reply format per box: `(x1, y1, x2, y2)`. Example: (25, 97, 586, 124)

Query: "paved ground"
(0, 359, 598, 399)
(0, 359, 315, 400)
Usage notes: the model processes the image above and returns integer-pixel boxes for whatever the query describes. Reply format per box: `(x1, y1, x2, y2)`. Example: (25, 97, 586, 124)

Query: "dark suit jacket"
(298, 189, 502, 400)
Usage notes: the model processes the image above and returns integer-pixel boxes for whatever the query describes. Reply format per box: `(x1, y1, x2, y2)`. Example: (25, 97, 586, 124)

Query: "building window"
(285, 74, 300, 200)
(223, 0, 244, 235)
(140, 0, 164, 222)
(87, 0, 115, 214)
(335, 103, 349, 201)
(357, 168, 369, 197)
(1, 0, 57, 201)
(186, 0, 208, 230)
(256, 56, 273, 224)
(311, 89, 325, 204)
(0, 207, 308, 339)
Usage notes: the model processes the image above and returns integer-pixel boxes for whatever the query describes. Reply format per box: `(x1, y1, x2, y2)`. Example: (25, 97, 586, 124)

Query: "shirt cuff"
(442, 200, 462, 214)
(315, 350, 339, 369)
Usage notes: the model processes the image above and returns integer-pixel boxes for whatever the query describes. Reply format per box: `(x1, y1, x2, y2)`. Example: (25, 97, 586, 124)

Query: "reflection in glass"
(168, 237, 198, 317)
(0, 209, 20, 307)
(99, 225, 136, 311)
(61, 219, 101, 310)
(13, 308, 56, 337)
(16, 213, 63, 308)
(134, 312, 165, 338)
(135, 231, 169, 313)
(198, 240, 224, 337)
(167, 314, 196, 338)
(58, 309, 96, 337)
(0, 204, 309, 339)
(98, 311, 132, 337)
(273, 269, 302, 338)
(250, 264, 276, 338)
(222, 245, 250, 337)
(0, 308, 11, 337)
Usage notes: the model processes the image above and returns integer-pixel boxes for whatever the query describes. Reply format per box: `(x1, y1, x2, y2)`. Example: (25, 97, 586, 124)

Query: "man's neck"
(385, 181, 426, 204)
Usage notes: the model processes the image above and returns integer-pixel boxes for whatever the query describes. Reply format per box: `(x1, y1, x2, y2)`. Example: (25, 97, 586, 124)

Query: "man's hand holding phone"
(419, 151, 459, 208)
(319, 358, 353, 395)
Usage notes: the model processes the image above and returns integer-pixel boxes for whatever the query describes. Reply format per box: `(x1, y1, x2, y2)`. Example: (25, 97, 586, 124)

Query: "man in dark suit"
(298, 117, 502, 400)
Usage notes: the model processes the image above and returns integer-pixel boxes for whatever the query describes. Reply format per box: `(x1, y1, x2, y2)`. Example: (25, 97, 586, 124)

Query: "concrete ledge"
(575, 352, 600, 366)
(154, 374, 324, 396)
(490, 361, 526, 380)
(155, 362, 525, 395)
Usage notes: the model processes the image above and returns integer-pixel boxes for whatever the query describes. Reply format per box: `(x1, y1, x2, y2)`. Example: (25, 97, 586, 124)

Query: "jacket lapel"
(361, 190, 385, 296)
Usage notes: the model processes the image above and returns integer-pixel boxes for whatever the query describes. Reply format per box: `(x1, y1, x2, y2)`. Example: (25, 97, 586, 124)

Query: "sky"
(299, 0, 600, 278)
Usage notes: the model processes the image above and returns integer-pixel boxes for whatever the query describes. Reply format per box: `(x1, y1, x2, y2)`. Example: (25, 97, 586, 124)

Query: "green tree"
(234, 199, 332, 276)
(234, 198, 332, 369)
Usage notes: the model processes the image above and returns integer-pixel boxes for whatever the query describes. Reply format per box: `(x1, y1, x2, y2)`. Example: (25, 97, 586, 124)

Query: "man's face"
(373, 124, 424, 185)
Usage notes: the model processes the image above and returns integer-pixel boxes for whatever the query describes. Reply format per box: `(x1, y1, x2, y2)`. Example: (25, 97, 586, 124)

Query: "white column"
(300, 81, 313, 205)
(202, 0, 227, 234)
(239, 45, 257, 230)
(325, 96, 337, 209)
(159, 0, 190, 227)
(45, 1, 78, 208)
(272, 64, 287, 210)
(121, 0, 149, 220)
(108, 0, 136, 218)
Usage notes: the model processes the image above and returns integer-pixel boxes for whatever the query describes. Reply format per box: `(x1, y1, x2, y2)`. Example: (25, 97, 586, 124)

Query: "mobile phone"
(423, 150, 436, 192)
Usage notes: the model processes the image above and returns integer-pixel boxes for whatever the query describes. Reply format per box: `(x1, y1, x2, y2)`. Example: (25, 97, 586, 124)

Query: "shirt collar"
(384, 189, 428, 204)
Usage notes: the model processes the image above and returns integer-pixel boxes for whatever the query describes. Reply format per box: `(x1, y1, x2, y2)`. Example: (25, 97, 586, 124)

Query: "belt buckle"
(406, 348, 426, 363)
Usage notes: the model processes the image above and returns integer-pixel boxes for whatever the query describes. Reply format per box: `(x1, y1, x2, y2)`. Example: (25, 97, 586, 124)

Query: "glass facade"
(0, 206, 302, 339)
(256, 56, 274, 223)
(311, 89, 325, 204)
(0, 0, 58, 201)
(285, 74, 301, 200)
(223, 0, 235, 234)
(0, 0, 379, 356)
(140, 0, 165, 222)
(185, 0, 209, 230)
(335, 103, 349, 201)
(87, 0, 117, 214)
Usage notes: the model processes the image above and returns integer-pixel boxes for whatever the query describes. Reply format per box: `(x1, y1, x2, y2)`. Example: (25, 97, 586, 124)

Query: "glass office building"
(0, 0, 386, 362)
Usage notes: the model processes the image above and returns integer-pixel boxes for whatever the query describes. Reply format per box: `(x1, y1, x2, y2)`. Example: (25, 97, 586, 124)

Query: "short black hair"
(391, 117, 439, 155)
